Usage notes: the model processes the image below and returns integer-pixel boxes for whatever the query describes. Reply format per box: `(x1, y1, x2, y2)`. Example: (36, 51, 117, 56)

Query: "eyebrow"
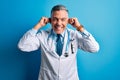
(52, 17, 68, 19)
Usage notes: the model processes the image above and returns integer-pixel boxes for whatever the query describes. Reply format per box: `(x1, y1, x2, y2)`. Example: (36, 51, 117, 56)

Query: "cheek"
(63, 22, 68, 27)
(51, 22, 55, 26)
(51, 21, 57, 25)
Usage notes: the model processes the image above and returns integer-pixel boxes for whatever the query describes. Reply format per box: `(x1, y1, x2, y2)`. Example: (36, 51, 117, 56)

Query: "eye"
(52, 18, 58, 21)
(61, 18, 66, 22)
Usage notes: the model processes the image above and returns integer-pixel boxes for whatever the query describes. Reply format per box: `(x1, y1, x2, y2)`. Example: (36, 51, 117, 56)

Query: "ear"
(49, 18, 51, 23)
(68, 18, 70, 24)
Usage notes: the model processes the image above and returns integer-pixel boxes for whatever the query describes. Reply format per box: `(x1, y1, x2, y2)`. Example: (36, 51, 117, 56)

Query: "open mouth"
(55, 26, 63, 30)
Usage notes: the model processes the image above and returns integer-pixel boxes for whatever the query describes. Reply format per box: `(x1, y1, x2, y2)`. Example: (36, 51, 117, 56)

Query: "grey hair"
(51, 4, 69, 14)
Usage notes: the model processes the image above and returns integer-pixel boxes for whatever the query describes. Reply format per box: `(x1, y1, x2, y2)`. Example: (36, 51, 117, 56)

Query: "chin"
(55, 31, 61, 34)
(53, 28, 65, 34)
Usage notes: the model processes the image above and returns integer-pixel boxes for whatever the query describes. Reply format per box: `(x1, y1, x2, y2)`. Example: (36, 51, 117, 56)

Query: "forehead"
(51, 10, 68, 18)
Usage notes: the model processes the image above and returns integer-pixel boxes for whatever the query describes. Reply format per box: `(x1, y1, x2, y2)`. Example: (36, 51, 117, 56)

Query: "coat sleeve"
(18, 29, 40, 52)
(76, 30, 99, 53)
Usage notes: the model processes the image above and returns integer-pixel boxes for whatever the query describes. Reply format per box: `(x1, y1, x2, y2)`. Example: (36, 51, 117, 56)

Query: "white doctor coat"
(18, 28, 99, 80)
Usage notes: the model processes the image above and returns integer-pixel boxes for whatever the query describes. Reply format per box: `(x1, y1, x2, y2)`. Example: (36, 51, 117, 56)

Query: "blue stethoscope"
(48, 28, 75, 57)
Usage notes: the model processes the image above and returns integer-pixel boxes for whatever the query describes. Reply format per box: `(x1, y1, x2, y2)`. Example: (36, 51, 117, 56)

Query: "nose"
(56, 19, 62, 25)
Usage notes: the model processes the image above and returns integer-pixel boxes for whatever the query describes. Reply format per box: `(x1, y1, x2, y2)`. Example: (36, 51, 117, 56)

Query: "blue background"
(0, 0, 120, 80)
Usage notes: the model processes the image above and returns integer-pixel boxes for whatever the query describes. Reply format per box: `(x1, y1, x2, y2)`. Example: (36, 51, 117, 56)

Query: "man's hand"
(34, 17, 50, 30)
(39, 17, 50, 27)
(68, 18, 84, 32)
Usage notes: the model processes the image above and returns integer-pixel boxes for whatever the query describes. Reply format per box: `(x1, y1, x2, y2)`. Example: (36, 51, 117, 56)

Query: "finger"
(69, 18, 75, 25)
(39, 17, 45, 23)
(72, 18, 75, 25)
(44, 18, 50, 24)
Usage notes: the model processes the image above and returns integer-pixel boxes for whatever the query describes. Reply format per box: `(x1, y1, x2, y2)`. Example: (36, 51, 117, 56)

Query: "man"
(18, 4, 99, 80)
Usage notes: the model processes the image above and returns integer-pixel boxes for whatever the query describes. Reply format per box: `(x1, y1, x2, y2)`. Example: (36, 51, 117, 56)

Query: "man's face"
(51, 10, 68, 34)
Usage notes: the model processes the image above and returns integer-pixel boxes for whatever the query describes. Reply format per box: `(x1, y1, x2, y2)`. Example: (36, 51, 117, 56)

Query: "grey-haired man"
(18, 4, 99, 80)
